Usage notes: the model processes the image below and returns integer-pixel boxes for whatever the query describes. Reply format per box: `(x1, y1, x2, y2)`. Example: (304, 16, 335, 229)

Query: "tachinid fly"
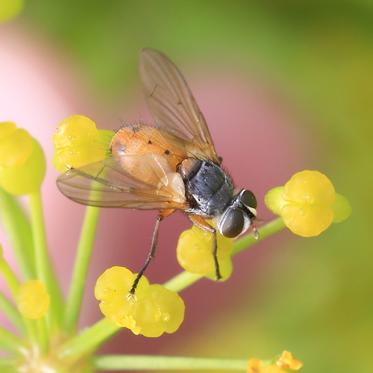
(57, 49, 258, 293)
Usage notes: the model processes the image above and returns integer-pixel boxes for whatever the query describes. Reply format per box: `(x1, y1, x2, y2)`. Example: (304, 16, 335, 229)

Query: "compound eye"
(240, 189, 257, 209)
(218, 208, 244, 238)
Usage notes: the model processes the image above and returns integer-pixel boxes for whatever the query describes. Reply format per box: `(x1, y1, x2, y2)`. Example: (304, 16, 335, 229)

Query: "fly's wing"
(140, 48, 220, 163)
(56, 154, 188, 209)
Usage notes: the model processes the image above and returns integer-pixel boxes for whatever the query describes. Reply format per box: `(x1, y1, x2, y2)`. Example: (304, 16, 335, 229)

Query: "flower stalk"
(0, 188, 35, 279)
(64, 206, 100, 333)
(93, 355, 248, 371)
(29, 191, 63, 326)
(0, 292, 24, 332)
(0, 326, 23, 354)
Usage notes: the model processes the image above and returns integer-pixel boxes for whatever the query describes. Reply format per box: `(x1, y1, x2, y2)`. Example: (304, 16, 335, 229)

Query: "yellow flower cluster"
(247, 350, 303, 373)
(17, 280, 50, 320)
(265, 170, 351, 237)
(176, 224, 233, 280)
(95, 266, 185, 338)
(0, 122, 45, 195)
(53, 115, 113, 172)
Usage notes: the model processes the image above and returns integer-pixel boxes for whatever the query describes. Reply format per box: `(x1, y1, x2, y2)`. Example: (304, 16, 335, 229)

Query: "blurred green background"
(4, 1, 373, 372)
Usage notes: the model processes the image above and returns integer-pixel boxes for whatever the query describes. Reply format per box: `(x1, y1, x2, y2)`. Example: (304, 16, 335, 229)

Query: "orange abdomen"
(110, 124, 186, 185)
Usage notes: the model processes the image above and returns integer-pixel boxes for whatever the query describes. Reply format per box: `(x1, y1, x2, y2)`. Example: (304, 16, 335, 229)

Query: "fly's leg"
(130, 209, 174, 294)
(188, 215, 222, 280)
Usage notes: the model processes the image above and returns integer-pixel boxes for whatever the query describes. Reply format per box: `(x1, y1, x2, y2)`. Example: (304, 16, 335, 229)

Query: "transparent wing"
(56, 154, 187, 209)
(140, 48, 220, 163)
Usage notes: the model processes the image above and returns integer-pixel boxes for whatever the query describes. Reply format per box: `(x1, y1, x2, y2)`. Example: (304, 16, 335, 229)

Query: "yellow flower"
(95, 266, 185, 337)
(53, 115, 113, 172)
(276, 351, 303, 371)
(265, 170, 351, 237)
(247, 351, 303, 373)
(17, 280, 50, 320)
(0, 122, 46, 195)
(247, 358, 285, 373)
(176, 224, 233, 280)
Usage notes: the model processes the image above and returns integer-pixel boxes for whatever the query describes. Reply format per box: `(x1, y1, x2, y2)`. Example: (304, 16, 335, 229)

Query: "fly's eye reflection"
(240, 189, 257, 209)
(218, 208, 246, 238)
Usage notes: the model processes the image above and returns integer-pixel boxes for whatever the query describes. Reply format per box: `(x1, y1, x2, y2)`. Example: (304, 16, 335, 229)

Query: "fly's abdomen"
(179, 159, 234, 216)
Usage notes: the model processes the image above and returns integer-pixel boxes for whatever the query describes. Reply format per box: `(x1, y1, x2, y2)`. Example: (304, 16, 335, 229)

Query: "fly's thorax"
(178, 158, 234, 217)
(217, 189, 257, 238)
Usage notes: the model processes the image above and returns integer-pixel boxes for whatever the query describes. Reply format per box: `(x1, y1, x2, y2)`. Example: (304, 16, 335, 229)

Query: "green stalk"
(36, 318, 49, 352)
(0, 326, 23, 354)
(0, 188, 35, 279)
(0, 293, 25, 332)
(233, 217, 285, 255)
(29, 191, 64, 326)
(94, 355, 248, 371)
(61, 218, 286, 358)
(0, 358, 15, 368)
(0, 257, 20, 298)
(64, 206, 100, 332)
(59, 318, 118, 359)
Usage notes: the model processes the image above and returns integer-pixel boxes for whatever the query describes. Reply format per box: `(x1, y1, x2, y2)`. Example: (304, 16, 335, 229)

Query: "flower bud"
(95, 266, 185, 337)
(265, 170, 351, 237)
(17, 280, 50, 320)
(53, 115, 112, 172)
(0, 122, 46, 195)
(177, 225, 233, 280)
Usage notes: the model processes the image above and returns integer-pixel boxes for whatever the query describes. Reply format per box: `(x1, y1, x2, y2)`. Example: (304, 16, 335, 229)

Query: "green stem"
(0, 326, 23, 354)
(29, 191, 64, 326)
(0, 257, 20, 297)
(0, 293, 25, 332)
(0, 188, 35, 279)
(233, 217, 285, 255)
(93, 355, 247, 371)
(59, 318, 118, 359)
(36, 318, 49, 353)
(64, 206, 100, 332)
(62, 218, 286, 359)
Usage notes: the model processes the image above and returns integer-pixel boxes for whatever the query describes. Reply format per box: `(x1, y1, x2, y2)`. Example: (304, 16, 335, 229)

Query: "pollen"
(265, 170, 351, 237)
(176, 225, 233, 280)
(17, 280, 50, 320)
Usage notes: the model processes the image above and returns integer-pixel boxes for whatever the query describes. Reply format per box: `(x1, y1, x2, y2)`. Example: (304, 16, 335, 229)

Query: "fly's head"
(217, 189, 257, 238)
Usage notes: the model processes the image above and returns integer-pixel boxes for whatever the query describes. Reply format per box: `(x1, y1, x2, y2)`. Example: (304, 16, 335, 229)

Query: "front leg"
(188, 215, 222, 280)
(130, 209, 175, 294)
